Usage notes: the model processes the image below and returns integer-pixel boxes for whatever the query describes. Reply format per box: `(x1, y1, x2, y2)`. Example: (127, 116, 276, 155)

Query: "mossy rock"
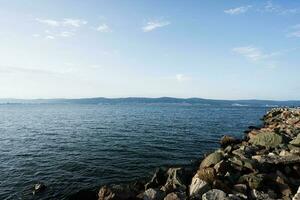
(200, 152, 224, 169)
(249, 132, 283, 148)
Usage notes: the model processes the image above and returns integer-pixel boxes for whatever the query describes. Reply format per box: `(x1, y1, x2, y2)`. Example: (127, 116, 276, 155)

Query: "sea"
(0, 103, 279, 199)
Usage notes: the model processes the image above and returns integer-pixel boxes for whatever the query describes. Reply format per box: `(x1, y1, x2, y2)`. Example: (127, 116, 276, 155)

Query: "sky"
(0, 0, 299, 100)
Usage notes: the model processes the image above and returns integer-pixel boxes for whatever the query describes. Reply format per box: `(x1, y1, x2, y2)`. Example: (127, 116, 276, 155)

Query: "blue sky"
(0, 0, 299, 100)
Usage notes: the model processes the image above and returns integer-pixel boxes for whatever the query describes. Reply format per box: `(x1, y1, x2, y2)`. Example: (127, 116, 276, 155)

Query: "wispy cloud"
(45, 35, 55, 40)
(142, 21, 170, 32)
(287, 24, 300, 38)
(261, 1, 298, 15)
(224, 5, 252, 15)
(96, 24, 112, 33)
(36, 18, 87, 28)
(232, 46, 278, 61)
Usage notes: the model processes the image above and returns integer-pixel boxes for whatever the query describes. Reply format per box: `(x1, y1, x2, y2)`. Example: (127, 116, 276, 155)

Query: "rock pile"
(71, 108, 300, 200)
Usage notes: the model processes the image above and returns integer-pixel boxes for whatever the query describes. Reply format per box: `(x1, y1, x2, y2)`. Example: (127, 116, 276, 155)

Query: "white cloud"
(36, 18, 87, 28)
(262, 1, 298, 15)
(175, 74, 190, 82)
(142, 21, 170, 32)
(62, 18, 87, 27)
(232, 46, 270, 61)
(96, 24, 112, 33)
(224, 5, 252, 15)
(36, 18, 60, 26)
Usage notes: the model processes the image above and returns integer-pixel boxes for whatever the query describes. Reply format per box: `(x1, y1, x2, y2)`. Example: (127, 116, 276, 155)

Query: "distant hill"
(0, 97, 300, 107)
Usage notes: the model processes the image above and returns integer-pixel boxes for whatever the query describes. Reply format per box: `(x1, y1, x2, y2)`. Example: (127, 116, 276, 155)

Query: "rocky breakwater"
(70, 108, 300, 200)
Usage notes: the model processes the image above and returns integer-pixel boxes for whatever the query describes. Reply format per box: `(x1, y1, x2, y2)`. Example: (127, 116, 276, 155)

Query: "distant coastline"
(1, 97, 300, 107)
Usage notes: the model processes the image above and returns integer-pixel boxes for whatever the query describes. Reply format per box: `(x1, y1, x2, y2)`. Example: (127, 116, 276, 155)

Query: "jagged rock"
(229, 156, 256, 171)
(145, 168, 168, 190)
(238, 173, 264, 189)
(252, 154, 300, 165)
(220, 135, 239, 147)
(163, 192, 186, 200)
(249, 131, 283, 148)
(98, 185, 136, 200)
(233, 184, 247, 194)
(202, 189, 227, 200)
(212, 180, 232, 194)
(196, 167, 216, 183)
(32, 182, 46, 195)
(143, 188, 165, 200)
(290, 134, 300, 147)
(161, 168, 186, 193)
(200, 152, 224, 169)
(214, 160, 231, 175)
(250, 189, 274, 200)
(293, 186, 300, 200)
(189, 174, 210, 199)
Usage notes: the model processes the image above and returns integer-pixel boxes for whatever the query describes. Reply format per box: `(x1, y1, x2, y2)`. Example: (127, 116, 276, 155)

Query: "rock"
(161, 168, 186, 193)
(202, 189, 227, 200)
(163, 192, 185, 200)
(145, 168, 168, 190)
(290, 134, 300, 147)
(200, 152, 224, 169)
(250, 189, 274, 200)
(252, 154, 300, 165)
(238, 173, 264, 189)
(212, 180, 232, 194)
(98, 185, 136, 200)
(229, 156, 256, 171)
(220, 135, 239, 147)
(143, 188, 165, 200)
(249, 131, 283, 148)
(233, 184, 247, 194)
(293, 186, 300, 200)
(32, 182, 46, 195)
(214, 160, 231, 175)
(189, 174, 210, 199)
(196, 167, 216, 183)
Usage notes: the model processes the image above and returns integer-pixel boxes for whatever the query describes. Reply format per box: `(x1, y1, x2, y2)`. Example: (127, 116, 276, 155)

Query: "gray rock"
(249, 131, 283, 148)
(250, 189, 275, 200)
(290, 134, 300, 147)
(189, 174, 210, 199)
(145, 168, 167, 190)
(161, 168, 186, 193)
(98, 184, 136, 200)
(144, 188, 165, 200)
(202, 189, 227, 200)
(293, 186, 300, 200)
(252, 154, 300, 165)
(200, 152, 224, 169)
(32, 182, 46, 195)
(163, 192, 186, 200)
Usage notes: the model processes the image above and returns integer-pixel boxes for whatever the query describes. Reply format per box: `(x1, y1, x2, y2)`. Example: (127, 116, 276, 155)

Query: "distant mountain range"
(0, 97, 300, 107)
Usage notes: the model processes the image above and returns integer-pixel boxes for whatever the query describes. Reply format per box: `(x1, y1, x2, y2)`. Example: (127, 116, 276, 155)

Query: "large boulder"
(200, 152, 224, 169)
(249, 132, 283, 148)
(189, 174, 210, 199)
(202, 189, 227, 200)
(238, 173, 264, 190)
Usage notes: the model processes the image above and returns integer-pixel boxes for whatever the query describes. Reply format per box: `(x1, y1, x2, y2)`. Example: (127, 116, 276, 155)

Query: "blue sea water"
(0, 103, 270, 199)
